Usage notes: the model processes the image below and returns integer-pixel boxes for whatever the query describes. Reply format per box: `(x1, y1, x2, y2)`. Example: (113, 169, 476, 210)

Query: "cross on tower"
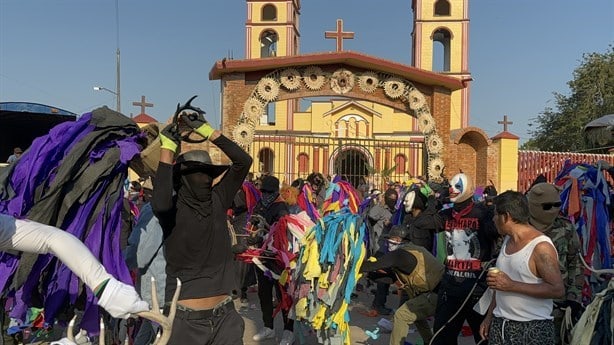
(325, 19, 354, 52)
(132, 95, 154, 114)
(498, 115, 513, 132)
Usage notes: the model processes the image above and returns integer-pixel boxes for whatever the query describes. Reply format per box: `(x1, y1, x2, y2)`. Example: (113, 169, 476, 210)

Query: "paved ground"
(240, 279, 477, 345)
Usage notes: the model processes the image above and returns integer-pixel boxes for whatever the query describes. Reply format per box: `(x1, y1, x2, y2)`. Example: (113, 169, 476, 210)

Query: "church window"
(258, 148, 275, 174)
(262, 4, 277, 21)
(297, 153, 309, 175)
(432, 28, 451, 72)
(434, 0, 451, 16)
(260, 30, 278, 57)
(394, 154, 407, 174)
(266, 102, 276, 125)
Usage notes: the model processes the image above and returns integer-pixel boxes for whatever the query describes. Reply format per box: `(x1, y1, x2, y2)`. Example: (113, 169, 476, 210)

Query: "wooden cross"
(325, 19, 354, 52)
(498, 115, 513, 132)
(132, 95, 153, 114)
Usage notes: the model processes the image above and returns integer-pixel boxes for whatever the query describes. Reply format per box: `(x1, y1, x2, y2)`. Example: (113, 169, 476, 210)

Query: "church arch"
(330, 145, 372, 187)
(297, 152, 309, 175)
(260, 30, 278, 57)
(261, 4, 277, 21)
(431, 28, 452, 72)
(434, 0, 451, 16)
(394, 153, 407, 174)
(258, 147, 275, 174)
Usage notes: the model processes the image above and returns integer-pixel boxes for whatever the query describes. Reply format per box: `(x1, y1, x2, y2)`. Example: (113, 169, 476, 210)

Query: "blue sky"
(1, 0, 613, 143)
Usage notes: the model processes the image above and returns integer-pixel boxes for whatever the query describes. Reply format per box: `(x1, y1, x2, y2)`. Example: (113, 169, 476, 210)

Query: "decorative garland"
(428, 158, 445, 181)
(232, 122, 255, 148)
(358, 71, 379, 93)
(257, 77, 280, 102)
(408, 88, 426, 110)
(303, 66, 326, 90)
(383, 77, 406, 99)
(418, 113, 436, 134)
(280, 68, 302, 91)
(330, 69, 355, 95)
(426, 134, 443, 154)
(243, 97, 265, 121)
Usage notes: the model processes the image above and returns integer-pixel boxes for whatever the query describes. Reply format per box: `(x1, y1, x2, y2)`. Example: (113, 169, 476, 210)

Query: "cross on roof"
(325, 19, 354, 52)
(498, 115, 513, 132)
(132, 95, 153, 114)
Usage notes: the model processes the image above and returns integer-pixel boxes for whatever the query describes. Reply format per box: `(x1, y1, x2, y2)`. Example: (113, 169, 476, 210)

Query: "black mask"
(385, 198, 397, 211)
(182, 171, 212, 202)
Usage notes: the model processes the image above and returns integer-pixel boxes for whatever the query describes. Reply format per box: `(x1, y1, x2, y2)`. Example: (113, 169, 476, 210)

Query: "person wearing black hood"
(401, 185, 442, 253)
(249, 175, 294, 344)
(152, 108, 252, 344)
(431, 173, 500, 345)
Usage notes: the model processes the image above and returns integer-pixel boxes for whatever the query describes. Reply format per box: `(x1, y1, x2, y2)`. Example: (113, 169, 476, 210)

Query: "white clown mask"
(403, 191, 416, 213)
(449, 173, 474, 203)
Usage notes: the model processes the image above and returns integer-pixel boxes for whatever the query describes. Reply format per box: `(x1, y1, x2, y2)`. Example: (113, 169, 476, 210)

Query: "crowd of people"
(0, 103, 608, 345)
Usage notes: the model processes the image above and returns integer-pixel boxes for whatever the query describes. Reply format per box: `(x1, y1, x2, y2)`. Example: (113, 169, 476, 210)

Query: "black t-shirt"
(152, 135, 252, 302)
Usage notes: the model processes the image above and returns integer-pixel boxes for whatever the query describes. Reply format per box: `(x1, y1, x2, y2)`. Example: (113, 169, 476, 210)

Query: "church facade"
(208, 0, 519, 191)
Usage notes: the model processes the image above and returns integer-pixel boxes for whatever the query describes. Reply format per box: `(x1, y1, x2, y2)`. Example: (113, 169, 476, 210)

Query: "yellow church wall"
(497, 138, 519, 192)
(449, 90, 462, 130)
(293, 111, 312, 131)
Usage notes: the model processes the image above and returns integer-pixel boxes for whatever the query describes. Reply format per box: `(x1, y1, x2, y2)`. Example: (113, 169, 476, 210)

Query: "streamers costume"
(0, 107, 146, 333)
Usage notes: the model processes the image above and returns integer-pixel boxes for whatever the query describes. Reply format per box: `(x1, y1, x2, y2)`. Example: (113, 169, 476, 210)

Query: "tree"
(525, 46, 614, 152)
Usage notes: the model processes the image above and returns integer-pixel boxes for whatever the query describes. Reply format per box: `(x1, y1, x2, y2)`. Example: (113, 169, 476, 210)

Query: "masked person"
(367, 188, 398, 315)
(153, 109, 252, 344)
(250, 175, 294, 345)
(527, 183, 583, 345)
(402, 185, 442, 253)
(360, 225, 444, 345)
(431, 173, 500, 345)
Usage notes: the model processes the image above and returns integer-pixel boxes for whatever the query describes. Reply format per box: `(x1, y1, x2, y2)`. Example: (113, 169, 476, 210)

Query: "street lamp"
(93, 86, 120, 112)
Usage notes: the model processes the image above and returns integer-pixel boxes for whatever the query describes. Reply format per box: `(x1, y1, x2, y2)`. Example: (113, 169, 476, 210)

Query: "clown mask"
(449, 173, 474, 203)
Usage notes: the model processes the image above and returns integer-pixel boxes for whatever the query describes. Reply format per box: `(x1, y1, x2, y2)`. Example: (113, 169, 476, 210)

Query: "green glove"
(160, 124, 180, 152)
(181, 111, 215, 140)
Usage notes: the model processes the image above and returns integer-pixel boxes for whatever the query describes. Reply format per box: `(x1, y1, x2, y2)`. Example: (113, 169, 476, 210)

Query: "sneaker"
(253, 327, 275, 341)
(279, 330, 294, 345)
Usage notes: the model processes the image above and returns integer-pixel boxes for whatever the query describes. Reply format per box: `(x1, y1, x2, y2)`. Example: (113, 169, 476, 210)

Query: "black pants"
(489, 317, 554, 345)
(431, 289, 485, 345)
(256, 268, 293, 331)
(168, 303, 244, 345)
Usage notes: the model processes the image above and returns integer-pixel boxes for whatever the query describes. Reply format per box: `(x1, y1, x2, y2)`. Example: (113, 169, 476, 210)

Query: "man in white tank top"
(479, 191, 564, 345)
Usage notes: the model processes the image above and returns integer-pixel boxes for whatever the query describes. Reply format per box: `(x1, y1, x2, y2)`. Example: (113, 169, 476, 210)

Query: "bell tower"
(245, 0, 301, 130)
(412, 0, 471, 128)
(245, 0, 300, 59)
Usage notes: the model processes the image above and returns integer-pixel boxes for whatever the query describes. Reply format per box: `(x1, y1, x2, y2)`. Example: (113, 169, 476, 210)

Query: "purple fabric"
(0, 110, 142, 333)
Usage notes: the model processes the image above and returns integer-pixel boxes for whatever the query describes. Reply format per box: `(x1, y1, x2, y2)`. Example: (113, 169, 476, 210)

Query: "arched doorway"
(258, 147, 274, 174)
(334, 148, 369, 188)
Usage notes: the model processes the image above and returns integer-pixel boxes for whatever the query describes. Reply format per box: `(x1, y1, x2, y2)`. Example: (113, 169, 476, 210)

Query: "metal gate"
(249, 134, 426, 189)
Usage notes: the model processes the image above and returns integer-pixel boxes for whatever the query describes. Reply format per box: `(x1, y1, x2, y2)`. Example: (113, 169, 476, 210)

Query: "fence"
(518, 150, 614, 193)
(249, 134, 426, 190)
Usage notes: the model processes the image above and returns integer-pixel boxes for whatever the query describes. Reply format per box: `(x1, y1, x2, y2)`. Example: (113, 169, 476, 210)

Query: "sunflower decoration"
(428, 158, 445, 182)
(279, 68, 302, 91)
(330, 69, 355, 95)
(408, 88, 426, 110)
(243, 97, 265, 122)
(358, 71, 379, 93)
(303, 66, 326, 90)
(232, 122, 255, 147)
(417, 113, 436, 134)
(257, 77, 280, 102)
(383, 77, 406, 99)
(426, 134, 443, 154)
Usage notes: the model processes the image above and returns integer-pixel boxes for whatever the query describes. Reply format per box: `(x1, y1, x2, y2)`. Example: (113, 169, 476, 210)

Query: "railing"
(518, 150, 614, 193)
(248, 134, 426, 190)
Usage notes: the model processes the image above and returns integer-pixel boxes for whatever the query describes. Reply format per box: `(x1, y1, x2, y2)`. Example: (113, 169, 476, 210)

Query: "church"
(208, 0, 519, 191)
